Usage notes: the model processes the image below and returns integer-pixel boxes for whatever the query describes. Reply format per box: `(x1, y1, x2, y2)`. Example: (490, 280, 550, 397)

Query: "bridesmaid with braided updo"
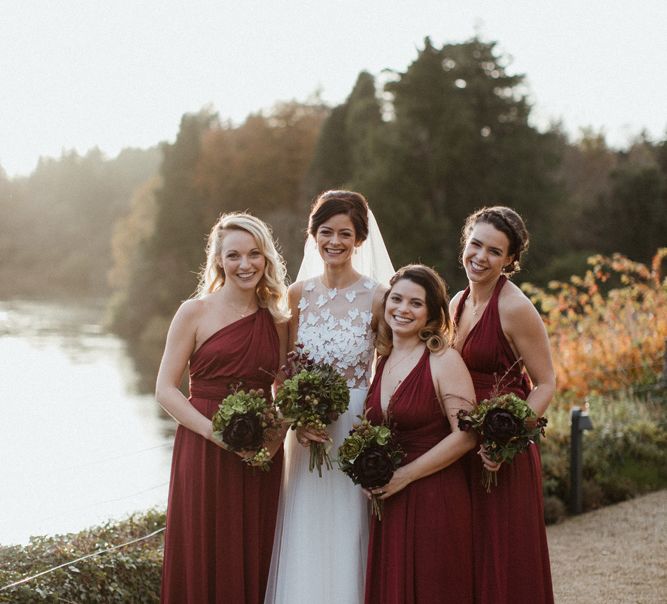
(451, 206, 555, 604)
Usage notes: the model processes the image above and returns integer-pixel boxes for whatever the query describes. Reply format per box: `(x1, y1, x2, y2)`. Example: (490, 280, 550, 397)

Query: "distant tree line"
(1, 36, 665, 389)
(0, 147, 160, 297)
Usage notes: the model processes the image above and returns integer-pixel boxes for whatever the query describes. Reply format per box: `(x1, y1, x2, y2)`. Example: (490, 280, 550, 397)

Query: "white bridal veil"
(295, 210, 395, 285)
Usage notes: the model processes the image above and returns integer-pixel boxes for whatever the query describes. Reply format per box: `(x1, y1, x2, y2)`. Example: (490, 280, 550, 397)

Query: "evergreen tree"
(575, 136, 667, 264)
(130, 109, 217, 334)
(303, 104, 349, 194)
(307, 37, 564, 284)
(305, 71, 382, 196)
(595, 164, 665, 262)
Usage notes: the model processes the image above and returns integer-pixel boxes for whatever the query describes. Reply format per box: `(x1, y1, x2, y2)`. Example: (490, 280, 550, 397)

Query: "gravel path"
(548, 490, 666, 603)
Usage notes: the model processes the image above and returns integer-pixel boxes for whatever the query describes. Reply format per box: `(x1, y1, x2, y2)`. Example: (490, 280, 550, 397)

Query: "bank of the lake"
(0, 299, 173, 546)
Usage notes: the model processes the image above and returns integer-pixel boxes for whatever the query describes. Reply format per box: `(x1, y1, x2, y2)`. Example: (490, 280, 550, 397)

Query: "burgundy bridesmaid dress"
(455, 275, 554, 604)
(364, 350, 473, 604)
(161, 309, 283, 604)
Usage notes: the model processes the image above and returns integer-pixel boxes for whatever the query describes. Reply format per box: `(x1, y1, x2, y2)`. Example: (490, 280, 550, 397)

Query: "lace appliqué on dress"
(298, 277, 378, 389)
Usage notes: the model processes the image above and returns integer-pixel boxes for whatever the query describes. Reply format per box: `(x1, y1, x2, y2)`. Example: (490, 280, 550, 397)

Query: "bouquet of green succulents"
(275, 345, 350, 476)
(212, 387, 281, 471)
(338, 416, 405, 520)
(456, 392, 547, 492)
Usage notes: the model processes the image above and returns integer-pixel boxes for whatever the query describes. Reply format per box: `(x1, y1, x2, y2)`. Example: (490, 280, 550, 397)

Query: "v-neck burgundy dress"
(161, 309, 283, 604)
(364, 350, 473, 604)
(454, 276, 553, 604)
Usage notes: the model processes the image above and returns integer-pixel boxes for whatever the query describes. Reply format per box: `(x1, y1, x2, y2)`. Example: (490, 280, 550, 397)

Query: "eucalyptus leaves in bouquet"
(456, 392, 547, 491)
(275, 345, 350, 476)
(338, 416, 405, 519)
(211, 387, 281, 471)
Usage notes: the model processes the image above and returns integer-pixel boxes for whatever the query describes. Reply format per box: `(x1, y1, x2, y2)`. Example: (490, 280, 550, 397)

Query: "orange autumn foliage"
(522, 249, 667, 399)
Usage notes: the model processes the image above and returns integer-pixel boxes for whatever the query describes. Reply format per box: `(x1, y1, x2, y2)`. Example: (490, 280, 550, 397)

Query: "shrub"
(540, 392, 667, 520)
(583, 400, 667, 503)
(0, 510, 165, 603)
(542, 495, 567, 525)
(523, 249, 667, 399)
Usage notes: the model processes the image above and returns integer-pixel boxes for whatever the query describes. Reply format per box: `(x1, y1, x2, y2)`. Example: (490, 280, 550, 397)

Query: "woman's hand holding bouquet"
(275, 345, 350, 476)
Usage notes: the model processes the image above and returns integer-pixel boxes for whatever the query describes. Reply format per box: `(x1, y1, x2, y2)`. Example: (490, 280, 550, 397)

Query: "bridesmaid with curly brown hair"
(364, 264, 476, 604)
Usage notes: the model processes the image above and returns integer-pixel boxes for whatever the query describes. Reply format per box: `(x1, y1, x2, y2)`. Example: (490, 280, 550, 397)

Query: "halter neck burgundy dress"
(364, 349, 473, 604)
(455, 275, 553, 604)
(161, 309, 283, 604)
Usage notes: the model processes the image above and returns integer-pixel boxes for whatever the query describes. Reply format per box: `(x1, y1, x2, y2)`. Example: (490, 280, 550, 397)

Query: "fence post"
(570, 405, 593, 515)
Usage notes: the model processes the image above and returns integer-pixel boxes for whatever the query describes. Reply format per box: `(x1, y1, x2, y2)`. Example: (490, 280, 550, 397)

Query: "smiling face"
(315, 213, 359, 268)
(219, 228, 266, 291)
(384, 278, 429, 338)
(462, 221, 514, 284)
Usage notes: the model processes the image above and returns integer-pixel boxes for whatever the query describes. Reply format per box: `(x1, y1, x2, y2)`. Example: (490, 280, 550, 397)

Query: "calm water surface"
(0, 300, 174, 545)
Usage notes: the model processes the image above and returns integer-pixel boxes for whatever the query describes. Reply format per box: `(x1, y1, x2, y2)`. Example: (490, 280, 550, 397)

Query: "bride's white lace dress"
(265, 275, 379, 604)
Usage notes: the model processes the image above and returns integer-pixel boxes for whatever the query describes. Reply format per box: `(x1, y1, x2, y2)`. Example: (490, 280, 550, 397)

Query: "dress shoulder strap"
(491, 274, 508, 301)
(485, 275, 508, 321)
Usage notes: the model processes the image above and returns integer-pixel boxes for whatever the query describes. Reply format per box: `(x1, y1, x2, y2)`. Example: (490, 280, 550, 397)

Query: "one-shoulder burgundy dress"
(364, 350, 473, 604)
(454, 275, 553, 604)
(161, 309, 283, 604)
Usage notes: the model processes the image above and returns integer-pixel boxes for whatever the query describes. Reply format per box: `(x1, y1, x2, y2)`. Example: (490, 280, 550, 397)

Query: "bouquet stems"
(371, 495, 384, 521)
(309, 440, 334, 477)
(481, 468, 499, 493)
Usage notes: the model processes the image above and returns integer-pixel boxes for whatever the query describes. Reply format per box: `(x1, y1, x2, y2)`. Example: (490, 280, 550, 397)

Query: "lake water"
(0, 300, 174, 546)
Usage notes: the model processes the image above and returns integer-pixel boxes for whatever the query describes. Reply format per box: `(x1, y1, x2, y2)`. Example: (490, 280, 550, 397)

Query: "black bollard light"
(570, 405, 593, 515)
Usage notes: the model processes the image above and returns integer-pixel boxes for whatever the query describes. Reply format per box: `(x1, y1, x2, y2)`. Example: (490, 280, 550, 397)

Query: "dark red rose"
(352, 445, 395, 489)
(482, 408, 523, 445)
(222, 412, 263, 451)
(456, 409, 473, 432)
(536, 416, 548, 437)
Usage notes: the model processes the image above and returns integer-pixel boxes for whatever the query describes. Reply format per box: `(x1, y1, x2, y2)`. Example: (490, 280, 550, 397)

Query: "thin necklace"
(467, 296, 490, 317)
(225, 296, 256, 318)
(385, 343, 423, 376)
(467, 281, 497, 317)
(382, 344, 423, 415)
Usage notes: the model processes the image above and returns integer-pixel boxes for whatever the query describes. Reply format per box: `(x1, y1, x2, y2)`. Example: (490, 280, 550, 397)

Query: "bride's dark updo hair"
(376, 264, 452, 357)
(460, 206, 529, 275)
(308, 190, 369, 244)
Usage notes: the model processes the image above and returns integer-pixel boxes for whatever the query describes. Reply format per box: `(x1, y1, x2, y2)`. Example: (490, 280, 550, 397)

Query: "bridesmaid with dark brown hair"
(156, 213, 290, 603)
(451, 206, 555, 604)
(364, 264, 476, 604)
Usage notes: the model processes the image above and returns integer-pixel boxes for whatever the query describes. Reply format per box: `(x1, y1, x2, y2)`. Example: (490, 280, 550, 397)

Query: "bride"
(265, 190, 394, 603)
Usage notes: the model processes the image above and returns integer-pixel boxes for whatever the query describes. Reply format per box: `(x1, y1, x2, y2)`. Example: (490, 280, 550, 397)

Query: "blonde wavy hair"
(376, 265, 452, 357)
(195, 212, 290, 322)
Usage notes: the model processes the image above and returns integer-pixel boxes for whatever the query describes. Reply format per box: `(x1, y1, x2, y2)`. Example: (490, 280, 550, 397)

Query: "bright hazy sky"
(2, 0, 666, 177)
